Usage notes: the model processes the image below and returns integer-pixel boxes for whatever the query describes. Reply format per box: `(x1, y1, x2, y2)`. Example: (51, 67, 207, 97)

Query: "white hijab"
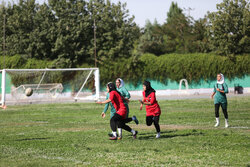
(116, 78, 124, 88)
(217, 73, 225, 84)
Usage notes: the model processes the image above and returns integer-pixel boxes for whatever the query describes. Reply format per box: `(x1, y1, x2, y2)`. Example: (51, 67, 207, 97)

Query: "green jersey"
(102, 93, 116, 119)
(116, 86, 131, 100)
(117, 86, 130, 117)
(213, 83, 228, 104)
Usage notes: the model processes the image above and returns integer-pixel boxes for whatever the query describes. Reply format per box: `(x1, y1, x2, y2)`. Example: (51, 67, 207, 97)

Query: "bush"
(0, 55, 51, 69)
(99, 53, 250, 85)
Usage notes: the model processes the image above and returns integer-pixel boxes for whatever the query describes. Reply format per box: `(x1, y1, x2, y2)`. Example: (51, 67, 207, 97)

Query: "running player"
(115, 78, 138, 138)
(101, 91, 138, 139)
(139, 81, 161, 138)
(97, 82, 138, 140)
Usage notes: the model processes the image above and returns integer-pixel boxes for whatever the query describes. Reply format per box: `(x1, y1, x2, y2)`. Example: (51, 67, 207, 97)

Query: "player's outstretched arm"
(96, 99, 111, 104)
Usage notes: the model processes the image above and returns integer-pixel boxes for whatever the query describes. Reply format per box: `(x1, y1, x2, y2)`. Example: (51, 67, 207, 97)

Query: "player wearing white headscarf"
(211, 73, 229, 128)
(115, 78, 138, 139)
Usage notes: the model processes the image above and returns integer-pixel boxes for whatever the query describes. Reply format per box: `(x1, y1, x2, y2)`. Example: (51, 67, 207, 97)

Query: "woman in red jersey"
(97, 82, 138, 140)
(139, 81, 161, 138)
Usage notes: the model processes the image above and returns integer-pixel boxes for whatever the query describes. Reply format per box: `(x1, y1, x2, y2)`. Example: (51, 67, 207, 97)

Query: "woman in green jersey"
(116, 78, 131, 117)
(211, 73, 229, 128)
(115, 78, 138, 138)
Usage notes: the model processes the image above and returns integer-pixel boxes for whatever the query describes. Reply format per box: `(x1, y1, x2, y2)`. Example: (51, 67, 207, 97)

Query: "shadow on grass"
(15, 137, 51, 141)
(138, 130, 204, 140)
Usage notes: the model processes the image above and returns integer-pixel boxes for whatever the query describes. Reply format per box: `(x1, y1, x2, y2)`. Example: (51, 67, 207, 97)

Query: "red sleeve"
(149, 92, 156, 105)
(142, 91, 145, 102)
(109, 91, 114, 101)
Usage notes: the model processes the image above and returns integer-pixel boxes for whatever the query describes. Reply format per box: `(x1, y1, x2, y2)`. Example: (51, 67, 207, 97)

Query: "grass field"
(0, 96, 249, 167)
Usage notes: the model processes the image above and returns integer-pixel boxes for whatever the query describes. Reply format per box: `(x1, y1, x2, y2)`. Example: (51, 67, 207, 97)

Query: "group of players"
(96, 73, 229, 140)
(96, 78, 161, 140)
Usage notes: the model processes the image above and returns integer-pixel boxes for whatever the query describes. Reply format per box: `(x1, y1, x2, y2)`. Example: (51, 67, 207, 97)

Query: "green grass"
(0, 96, 249, 167)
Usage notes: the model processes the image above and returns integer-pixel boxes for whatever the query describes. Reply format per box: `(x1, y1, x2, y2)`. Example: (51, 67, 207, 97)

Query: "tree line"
(0, 0, 140, 67)
(137, 0, 249, 57)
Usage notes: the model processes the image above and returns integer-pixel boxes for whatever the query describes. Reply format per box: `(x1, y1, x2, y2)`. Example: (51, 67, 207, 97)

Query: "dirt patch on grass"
(130, 124, 200, 130)
(55, 128, 92, 132)
(53, 126, 101, 132)
(130, 124, 250, 131)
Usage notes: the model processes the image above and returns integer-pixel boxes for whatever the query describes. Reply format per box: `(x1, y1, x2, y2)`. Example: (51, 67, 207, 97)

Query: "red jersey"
(143, 91, 161, 116)
(109, 91, 127, 119)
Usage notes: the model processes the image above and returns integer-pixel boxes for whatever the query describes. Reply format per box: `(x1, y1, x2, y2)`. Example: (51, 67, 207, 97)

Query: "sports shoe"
(108, 133, 113, 137)
(214, 118, 220, 127)
(214, 122, 220, 127)
(225, 119, 229, 128)
(132, 116, 139, 125)
(109, 136, 117, 140)
(156, 132, 161, 138)
(132, 131, 138, 139)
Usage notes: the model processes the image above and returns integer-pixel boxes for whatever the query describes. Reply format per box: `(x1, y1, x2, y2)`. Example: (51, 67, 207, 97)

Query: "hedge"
(99, 53, 250, 85)
(1, 54, 249, 86)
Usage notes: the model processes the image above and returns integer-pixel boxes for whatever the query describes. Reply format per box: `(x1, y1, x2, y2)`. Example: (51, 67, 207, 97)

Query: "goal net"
(0, 68, 100, 106)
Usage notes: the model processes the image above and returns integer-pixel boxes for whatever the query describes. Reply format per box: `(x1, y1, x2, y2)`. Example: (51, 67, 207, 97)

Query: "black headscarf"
(107, 82, 124, 100)
(143, 81, 155, 97)
(107, 82, 117, 92)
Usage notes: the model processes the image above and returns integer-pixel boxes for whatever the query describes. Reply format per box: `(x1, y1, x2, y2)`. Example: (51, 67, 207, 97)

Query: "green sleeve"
(213, 85, 216, 92)
(223, 83, 228, 94)
(102, 94, 110, 113)
(121, 87, 130, 99)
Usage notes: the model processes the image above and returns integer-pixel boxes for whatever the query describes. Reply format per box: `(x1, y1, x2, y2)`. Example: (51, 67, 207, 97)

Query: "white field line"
(229, 126, 249, 129)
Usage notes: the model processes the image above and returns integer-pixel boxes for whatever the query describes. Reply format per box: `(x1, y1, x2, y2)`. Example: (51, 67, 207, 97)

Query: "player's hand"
(125, 98, 130, 103)
(101, 112, 106, 118)
(211, 95, 214, 99)
(216, 88, 220, 92)
(96, 101, 102, 104)
(140, 104, 143, 110)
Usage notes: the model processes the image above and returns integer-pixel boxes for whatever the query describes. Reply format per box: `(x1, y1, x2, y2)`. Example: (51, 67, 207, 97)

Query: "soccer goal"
(0, 68, 100, 106)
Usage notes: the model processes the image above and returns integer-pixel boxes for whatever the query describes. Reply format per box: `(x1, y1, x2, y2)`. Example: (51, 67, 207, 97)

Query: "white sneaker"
(225, 119, 229, 128)
(156, 132, 160, 138)
(214, 122, 220, 127)
(214, 118, 220, 127)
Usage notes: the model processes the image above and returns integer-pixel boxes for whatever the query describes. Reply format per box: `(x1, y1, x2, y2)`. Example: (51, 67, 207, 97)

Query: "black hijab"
(107, 82, 116, 92)
(143, 81, 155, 97)
(107, 82, 124, 99)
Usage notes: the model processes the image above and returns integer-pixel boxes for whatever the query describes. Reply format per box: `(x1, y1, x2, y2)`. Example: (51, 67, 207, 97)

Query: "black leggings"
(146, 116, 160, 133)
(110, 113, 132, 132)
(215, 103, 228, 119)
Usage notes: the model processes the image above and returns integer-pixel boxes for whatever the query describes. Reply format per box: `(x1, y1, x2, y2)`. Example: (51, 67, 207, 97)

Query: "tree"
(48, 0, 90, 67)
(137, 19, 165, 56)
(26, 3, 56, 60)
(0, 2, 6, 56)
(166, 2, 183, 24)
(162, 2, 194, 53)
(87, 0, 140, 65)
(192, 18, 211, 53)
(6, 0, 37, 56)
(207, 0, 250, 56)
(1, 0, 140, 68)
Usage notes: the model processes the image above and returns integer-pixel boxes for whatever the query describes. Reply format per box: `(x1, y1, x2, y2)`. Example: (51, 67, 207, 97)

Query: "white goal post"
(0, 68, 100, 106)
